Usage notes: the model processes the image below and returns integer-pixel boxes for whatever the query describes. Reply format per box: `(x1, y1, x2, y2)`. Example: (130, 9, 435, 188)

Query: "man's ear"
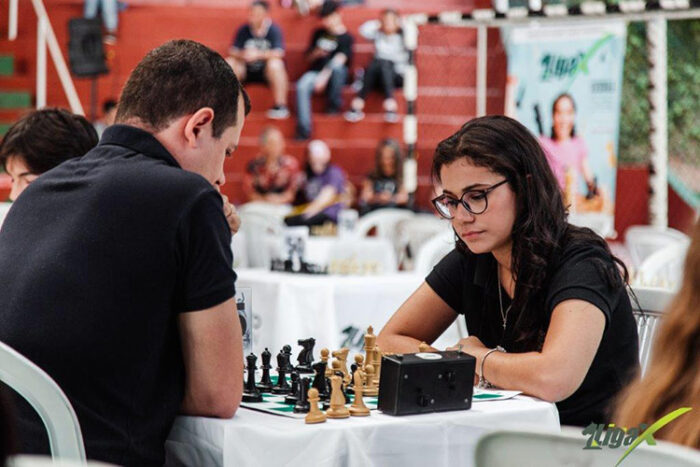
(183, 107, 215, 148)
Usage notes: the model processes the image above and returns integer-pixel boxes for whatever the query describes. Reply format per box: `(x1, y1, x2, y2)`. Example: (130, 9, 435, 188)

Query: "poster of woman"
(504, 22, 626, 237)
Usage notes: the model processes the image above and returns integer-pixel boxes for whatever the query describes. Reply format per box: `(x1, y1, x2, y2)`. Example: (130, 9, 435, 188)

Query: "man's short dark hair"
(319, 0, 340, 18)
(116, 40, 251, 138)
(251, 0, 270, 10)
(0, 108, 98, 174)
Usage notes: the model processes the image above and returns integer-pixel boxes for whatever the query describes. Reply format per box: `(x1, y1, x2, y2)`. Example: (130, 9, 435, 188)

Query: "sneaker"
(266, 105, 290, 120)
(103, 34, 117, 46)
(384, 110, 399, 123)
(344, 110, 365, 123)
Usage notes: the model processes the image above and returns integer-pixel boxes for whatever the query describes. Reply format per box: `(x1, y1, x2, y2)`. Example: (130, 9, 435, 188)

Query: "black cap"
(319, 0, 339, 18)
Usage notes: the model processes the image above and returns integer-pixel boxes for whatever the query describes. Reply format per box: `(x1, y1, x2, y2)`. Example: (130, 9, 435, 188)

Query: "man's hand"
(243, 49, 261, 63)
(222, 194, 241, 234)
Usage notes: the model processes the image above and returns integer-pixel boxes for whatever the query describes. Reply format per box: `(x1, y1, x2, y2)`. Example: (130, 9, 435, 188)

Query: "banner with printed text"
(504, 22, 626, 238)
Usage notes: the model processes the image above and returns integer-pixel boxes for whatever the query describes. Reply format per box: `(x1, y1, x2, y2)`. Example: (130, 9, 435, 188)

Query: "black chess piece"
(284, 372, 301, 405)
(311, 360, 330, 400)
(293, 377, 311, 413)
(256, 347, 273, 393)
(242, 353, 263, 403)
(272, 348, 291, 394)
(295, 338, 316, 373)
(282, 345, 294, 372)
(347, 362, 359, 394)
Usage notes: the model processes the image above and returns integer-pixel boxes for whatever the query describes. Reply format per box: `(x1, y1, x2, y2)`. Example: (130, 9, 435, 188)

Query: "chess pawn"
(257, 347, 273, 393)
(242, 353, 263, 403)
(305, 388, 327, 424)
(321, 348, 332, 377)
(325, 374, 350, 419)
(284, 372, 301, 405)
(294, 377, 311, 414)
(332, 348, 350, 385)
(331, 359, 349, 403)
(363, 364, 378, 397)
(349, 368, 370, 417)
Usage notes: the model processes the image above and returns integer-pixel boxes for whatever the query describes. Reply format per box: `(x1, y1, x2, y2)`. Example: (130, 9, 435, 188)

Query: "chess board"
(241, 392, 379, 419)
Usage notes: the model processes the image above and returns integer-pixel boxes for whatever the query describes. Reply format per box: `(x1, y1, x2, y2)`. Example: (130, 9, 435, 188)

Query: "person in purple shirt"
(285, 139, 347, 226)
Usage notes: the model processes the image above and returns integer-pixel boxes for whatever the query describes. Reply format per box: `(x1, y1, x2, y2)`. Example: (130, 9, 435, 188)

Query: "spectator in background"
(359, 138, 408, 214)
(0, 108, 98, 201)
(228, 0, 289, 119)
(295, 1, 353, 140)
(244, 126, 300, 203)
(93, 99, 118, 137)
(84, 0, 119, 44)
(614, 221, 699, 449)
(285, 139, 346, 226)
(344, 9, 407, 123)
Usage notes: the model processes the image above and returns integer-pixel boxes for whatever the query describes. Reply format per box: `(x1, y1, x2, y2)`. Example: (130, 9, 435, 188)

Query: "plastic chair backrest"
(236, 201, 292, 220)
(637, 241, 690, 290)
(0, 342, 85, 461)
(475, 427, 700, 467)
(231, 231, 249, 269)
(414, 230, 455, 276)
(354, 208, 415, 239)
(630, 286, 674, 376)
(238, 211, 285, 268)
(395, 215, 451, 264)
(625, 225, 689, 267)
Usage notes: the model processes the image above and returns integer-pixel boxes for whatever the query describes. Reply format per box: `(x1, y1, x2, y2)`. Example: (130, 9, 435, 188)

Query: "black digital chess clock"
(377, 351, 476, 415)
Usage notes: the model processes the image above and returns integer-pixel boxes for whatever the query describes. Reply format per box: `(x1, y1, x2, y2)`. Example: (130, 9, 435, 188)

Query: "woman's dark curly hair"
(432, 115, 628, 350)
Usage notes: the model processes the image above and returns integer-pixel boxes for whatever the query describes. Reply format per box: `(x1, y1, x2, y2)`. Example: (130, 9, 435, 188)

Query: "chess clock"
(378, 351, 476, 415)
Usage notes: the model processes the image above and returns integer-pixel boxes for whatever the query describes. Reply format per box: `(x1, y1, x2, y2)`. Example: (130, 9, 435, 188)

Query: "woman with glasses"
(377, 116, 639, 427)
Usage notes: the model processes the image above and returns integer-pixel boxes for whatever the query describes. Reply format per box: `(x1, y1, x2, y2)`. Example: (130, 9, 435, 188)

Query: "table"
(236, 268, 462, 357)
(165, 396, 560, 467)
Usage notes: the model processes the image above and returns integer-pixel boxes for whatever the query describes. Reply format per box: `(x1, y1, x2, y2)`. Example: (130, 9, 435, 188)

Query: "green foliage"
(619, 20, 700, 166)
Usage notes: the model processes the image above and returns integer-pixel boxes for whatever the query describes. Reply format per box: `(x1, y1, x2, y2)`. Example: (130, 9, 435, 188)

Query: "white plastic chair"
(238, 211, 285, 268)
(630, 286, 674, 376)
(413, 230, 456, 276)
(475, 427, 700, 467)
(354, 208, 415, 240)
(625, 225, 690, 268)
(395, 214, 452, 268)
(0, 202, 12, 231)
(236, 201, 292, 220)
(0, 341, 85, 461)
(636, 241, 689, 290)
(569, 212, 616, 239)
(231, 231, 249, 269)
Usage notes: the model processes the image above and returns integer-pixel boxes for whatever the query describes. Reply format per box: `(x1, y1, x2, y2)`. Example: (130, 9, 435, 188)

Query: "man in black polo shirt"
(0, 40, 250, 465)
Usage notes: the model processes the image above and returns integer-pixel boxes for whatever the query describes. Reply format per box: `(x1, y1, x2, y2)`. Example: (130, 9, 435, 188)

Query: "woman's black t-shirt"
(425, 240, 639, 426)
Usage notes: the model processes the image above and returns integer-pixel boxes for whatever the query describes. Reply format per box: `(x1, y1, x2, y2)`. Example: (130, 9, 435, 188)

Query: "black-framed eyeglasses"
(431, 179, 508, 219)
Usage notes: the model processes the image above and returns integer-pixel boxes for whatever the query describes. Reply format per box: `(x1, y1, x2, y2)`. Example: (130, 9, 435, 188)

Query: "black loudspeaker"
(68, 18, 108, 77)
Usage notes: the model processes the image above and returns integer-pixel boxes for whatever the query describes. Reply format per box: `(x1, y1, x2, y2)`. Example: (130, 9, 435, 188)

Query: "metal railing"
(7, 0, 84, 115)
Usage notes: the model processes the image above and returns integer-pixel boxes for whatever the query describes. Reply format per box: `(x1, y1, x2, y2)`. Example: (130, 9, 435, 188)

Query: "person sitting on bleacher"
(227, 0, 290, 119)
(295, 1, 353, 140)
(243, 126, 300, 204)
(0, 108, 98, 201)
(344, 9, 407, 123)
(359, 138, 408, 214)
(285, 139, 347, 226)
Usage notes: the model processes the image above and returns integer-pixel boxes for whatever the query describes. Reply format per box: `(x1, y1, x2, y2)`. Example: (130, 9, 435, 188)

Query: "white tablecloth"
(165, 397, 560, 467)
(236, 268, 462, 357)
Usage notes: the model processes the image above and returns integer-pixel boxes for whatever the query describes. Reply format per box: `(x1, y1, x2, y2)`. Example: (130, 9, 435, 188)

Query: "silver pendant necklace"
(497, 266, 513, 330)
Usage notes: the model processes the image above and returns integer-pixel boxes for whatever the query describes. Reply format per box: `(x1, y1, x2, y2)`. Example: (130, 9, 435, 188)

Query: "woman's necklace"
(497, 266, 513, 330)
